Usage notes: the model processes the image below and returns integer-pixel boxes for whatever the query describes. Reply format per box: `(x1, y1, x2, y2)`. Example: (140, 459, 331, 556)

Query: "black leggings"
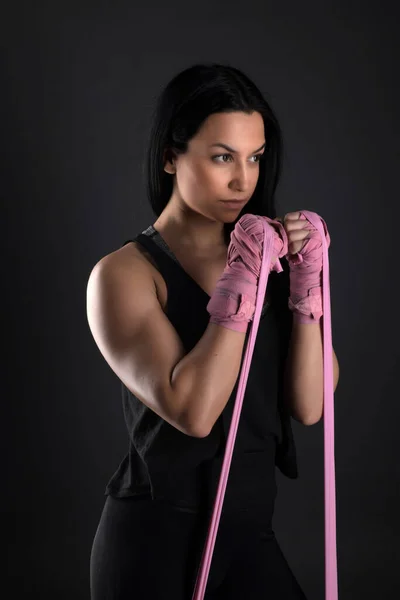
(90, 494, 308, 599)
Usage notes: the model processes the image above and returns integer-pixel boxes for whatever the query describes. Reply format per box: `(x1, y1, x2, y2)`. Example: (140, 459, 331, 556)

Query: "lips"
(220, 200, 247, 210)
(221, 199, 247, 204)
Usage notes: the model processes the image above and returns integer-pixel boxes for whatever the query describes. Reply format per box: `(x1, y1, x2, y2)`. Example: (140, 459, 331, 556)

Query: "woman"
(87, 62, 339, 599)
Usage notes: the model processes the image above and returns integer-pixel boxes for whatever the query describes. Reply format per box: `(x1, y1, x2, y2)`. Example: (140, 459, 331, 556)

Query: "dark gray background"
(2, 1, 399, 598)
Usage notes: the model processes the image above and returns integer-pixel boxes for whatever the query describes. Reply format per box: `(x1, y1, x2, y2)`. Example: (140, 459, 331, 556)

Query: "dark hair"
(143, 62, 283, 246)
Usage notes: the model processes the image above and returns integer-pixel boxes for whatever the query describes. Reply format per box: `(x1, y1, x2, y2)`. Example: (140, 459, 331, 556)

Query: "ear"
(163, 148, 176, 174)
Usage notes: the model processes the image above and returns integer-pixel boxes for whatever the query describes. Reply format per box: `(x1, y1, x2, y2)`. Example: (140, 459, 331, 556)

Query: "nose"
(230, 162, 252, 193)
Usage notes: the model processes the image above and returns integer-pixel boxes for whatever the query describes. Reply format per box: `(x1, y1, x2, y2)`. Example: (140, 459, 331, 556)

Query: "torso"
(118, 236, 228, 313)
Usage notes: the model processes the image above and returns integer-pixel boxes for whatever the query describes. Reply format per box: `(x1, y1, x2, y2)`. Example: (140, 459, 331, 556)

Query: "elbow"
(301, 413, 322, 426)
(178, 396, 216, 439)
(193, 427, 211, 438)
(290, 405, 323, 426)
(179, 411, 211, 439)
(302, 404, 324, 426)
(186, 423, 211, 438)
(189, 412, 214, 437)
(186, 412, 215, 438)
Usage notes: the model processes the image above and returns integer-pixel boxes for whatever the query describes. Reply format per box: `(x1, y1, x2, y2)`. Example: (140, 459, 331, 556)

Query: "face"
(164, 111, 266, 223)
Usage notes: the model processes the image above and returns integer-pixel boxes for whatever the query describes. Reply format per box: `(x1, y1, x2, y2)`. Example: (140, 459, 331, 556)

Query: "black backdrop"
(2, 1, 399, 598)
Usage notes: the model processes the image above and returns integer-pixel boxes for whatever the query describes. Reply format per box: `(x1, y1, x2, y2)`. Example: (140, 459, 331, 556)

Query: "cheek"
(189, 162, 222, 194)
(176, 162, 201, 193)
(176, 162, 215, 203)
(201, 163, 231, 190)
(179, 161, 261, 198)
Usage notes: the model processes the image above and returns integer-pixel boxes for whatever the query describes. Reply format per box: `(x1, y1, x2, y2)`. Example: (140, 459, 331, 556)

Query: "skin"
(152, 110, 340, 422)
(153, 110, 266, 256)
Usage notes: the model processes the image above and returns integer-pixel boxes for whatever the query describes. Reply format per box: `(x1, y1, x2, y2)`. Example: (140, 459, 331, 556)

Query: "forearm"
(171, 322, 246, 437)
(283, 319, 339, 425)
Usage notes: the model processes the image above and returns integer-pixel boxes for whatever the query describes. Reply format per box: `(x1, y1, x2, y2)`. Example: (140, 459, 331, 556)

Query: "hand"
(276, 211, 331, 323)
(262, 216, 288, 274)
(276, 210, 330, 266)
(276, 211, 318, 257)
(207, 214, 286, 333)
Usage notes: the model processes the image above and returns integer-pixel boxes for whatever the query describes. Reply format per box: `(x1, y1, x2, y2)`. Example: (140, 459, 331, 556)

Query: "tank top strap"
(122, 226, 187, 287)
(123, 226, 276, 316)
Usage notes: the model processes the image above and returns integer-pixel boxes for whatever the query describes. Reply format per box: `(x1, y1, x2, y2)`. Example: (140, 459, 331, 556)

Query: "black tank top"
(104, 225, 298, 511)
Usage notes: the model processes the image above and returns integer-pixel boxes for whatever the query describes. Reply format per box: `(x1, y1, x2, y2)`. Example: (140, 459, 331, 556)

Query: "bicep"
(86, 255, 191, 435)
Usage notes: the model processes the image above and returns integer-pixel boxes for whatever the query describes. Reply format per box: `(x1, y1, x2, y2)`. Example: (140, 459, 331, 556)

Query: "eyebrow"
(209, 142, 266, 154)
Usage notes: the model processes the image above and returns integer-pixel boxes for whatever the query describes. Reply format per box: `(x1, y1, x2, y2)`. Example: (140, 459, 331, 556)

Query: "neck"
(153, 214, 227, 255)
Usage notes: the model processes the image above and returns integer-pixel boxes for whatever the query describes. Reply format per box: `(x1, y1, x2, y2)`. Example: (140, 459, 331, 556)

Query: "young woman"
(87, 62, 338, 599)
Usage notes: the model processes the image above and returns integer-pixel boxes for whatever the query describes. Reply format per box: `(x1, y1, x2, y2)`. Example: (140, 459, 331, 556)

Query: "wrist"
(288, 286, 323, 322)
(207, 291, 256, 333)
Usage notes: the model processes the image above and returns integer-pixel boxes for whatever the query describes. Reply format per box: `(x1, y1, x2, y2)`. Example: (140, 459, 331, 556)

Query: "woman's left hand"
(276, 210, 331, 322)
(277, 211, 317, 257)
(276, 210, 330, 264)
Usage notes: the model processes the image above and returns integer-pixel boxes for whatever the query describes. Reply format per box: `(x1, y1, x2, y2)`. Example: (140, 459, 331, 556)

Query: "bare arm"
(86, 253, 246, 438)
(284, 320, 340, 425)
(170, 322, 246, 437)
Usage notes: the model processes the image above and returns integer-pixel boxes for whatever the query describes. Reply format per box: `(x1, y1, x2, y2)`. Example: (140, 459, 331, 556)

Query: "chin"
(223, 213, 240, 222)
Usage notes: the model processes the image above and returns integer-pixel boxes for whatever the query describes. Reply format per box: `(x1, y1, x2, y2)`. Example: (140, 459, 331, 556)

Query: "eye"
(212, 153, 264, 164)
(212, 153, 233, 163)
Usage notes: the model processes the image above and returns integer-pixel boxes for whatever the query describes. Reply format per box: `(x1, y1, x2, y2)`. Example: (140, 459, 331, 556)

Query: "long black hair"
(143, 62, 283, 246)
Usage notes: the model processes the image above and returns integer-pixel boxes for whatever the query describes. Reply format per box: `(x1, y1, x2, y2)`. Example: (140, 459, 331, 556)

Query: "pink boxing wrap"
(287, 212, 331, 324)
(206, 214, 288, 333)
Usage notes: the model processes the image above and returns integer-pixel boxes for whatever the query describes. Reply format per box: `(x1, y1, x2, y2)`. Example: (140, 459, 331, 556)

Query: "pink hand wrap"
(193, 211, 338, 600)
(206, 214, 288, 333)
(287, 212, 331, 324)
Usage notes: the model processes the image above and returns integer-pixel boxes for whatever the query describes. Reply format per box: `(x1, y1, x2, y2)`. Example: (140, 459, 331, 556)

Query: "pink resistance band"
(191, 211, 338, 600)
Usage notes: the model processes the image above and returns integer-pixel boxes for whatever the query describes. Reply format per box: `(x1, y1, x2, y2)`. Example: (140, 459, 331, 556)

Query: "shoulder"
(87, 241, 154, 295)
(92, 240, 156, 275)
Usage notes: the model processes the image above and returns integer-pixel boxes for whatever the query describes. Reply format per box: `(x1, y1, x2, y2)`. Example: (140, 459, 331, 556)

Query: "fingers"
(283, 212, 306, 230)
(288, 228, 310, 242)
(284, 211, 302, 222)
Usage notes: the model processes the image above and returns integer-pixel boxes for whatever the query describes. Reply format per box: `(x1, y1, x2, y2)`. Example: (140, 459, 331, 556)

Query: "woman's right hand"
(262, 216, 288, 273)
(206, 214, 288, 333)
